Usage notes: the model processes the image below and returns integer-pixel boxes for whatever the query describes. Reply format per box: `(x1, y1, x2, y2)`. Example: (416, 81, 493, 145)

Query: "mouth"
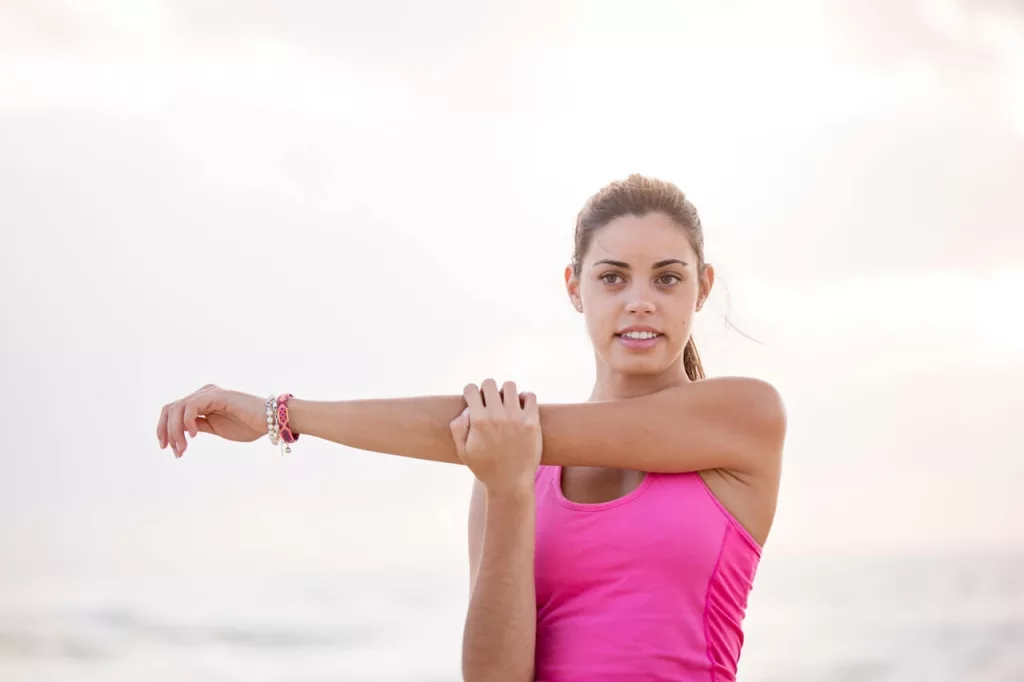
(614, 329, 663, 350)
(615, 328, 663, 340)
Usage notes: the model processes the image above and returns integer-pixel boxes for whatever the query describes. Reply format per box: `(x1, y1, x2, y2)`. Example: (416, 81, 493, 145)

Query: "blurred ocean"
(1, 552, 1021, 682)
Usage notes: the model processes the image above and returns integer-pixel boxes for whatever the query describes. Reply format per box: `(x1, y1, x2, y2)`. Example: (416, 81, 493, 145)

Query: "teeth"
(622, 331, 658, 340)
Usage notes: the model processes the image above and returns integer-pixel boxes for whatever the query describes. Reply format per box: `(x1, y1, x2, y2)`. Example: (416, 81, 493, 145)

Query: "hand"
(156, 384, 267, 458)
(449, 379, 542, 494)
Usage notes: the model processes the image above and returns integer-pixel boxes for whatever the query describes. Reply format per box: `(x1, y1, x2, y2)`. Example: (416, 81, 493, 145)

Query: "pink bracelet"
(276, 393, 299, 454)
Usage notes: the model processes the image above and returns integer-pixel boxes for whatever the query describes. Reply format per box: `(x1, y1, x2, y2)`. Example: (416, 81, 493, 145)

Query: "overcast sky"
(2, 0, 1022, 584)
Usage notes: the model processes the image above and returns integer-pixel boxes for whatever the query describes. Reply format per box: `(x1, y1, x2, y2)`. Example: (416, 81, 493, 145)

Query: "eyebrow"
(592, 258, 689, 269)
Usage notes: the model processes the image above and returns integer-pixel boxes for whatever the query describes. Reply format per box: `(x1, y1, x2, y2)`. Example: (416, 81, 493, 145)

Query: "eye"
(657, 273, 682, 285)
(600, 272, 624, 285)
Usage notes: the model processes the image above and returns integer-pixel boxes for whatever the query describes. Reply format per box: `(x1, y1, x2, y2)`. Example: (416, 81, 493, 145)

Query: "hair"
(571, 174, 707, 381)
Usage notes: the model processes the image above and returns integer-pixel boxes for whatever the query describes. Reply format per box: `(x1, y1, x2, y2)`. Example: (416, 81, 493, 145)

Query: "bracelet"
(266, 393, 299, 455)
(276, 393, 299, 455)
(265, 395, 281, 446)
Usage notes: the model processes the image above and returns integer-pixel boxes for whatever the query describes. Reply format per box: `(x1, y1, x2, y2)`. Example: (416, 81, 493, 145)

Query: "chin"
(606, 351, 675, 376)
(622, 361, 673, 376)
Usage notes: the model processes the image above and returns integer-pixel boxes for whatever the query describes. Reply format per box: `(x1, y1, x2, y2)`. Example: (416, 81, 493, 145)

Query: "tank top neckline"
(549, 465, 657, 512)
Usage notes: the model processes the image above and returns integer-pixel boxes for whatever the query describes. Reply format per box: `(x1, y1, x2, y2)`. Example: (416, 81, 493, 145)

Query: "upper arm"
(467, 478, 486, 595)
(538, 376, 787, 477)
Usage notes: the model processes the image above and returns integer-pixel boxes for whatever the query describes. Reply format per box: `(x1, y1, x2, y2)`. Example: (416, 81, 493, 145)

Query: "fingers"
(157, 404, 170, 449)
(157, 384, 220, 455)
(464, 379, 531, 417)
(449, 407, 470, 458)
(521, 391, 539, 423)
(195, 416, 215, 434)
(183, 401, 200, 439)
(168, 401, 187, 457)
(463, 383, 485, 418)
(501, 381, 519, 414)
(480, 379, 502, 414)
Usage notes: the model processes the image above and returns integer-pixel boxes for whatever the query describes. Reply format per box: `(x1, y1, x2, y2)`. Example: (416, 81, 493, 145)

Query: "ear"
(697, 263, 715, 311)
(564, 265, 582, 312)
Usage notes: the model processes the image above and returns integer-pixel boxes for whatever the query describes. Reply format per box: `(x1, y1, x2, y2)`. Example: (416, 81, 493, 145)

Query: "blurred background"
(2, 0, 1023, 680)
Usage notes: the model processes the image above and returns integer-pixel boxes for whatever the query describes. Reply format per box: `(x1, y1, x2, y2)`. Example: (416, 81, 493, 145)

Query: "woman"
(156, 174, 786, 681)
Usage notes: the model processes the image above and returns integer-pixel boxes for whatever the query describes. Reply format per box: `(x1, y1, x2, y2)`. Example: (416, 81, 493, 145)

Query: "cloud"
(828, 0, 1024, 128)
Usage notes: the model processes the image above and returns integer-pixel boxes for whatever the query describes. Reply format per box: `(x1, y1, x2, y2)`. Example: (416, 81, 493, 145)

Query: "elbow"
(729, 377, 787, 444)
(742, 379, 788, 470)
(754, 379, 788, 446)
(717, 377, 788, 469)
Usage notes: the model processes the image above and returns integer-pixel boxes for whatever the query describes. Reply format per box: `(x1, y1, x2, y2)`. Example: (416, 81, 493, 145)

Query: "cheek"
(583, 305, 614, 335)
(580, 296, 618, 338)
(662, 301, 695, 340)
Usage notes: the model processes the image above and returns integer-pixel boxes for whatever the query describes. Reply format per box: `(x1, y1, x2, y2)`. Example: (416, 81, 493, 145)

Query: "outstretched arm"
(159, 376, 786, 476)
(287, 376, 786, 475)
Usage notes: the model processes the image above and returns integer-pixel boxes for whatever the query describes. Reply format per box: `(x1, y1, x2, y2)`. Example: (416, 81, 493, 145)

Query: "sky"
(1, 0, 1023, 585)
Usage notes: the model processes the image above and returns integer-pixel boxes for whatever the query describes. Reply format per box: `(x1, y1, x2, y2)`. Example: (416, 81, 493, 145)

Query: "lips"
(615, 326, 663, 340)
(615, 327, 663, 351)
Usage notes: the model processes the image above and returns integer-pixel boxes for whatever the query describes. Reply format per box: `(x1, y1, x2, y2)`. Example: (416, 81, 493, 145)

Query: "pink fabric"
(533, 465, 762, 681)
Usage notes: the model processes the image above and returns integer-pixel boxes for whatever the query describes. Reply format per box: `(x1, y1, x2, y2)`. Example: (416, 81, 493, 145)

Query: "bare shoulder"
(693, 377, 786, 545)
(684, 376, 787, 457)
(697, 375, 786, 418)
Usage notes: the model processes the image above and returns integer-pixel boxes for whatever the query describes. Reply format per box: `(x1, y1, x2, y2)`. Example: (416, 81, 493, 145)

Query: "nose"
(625, 297, 656, 315)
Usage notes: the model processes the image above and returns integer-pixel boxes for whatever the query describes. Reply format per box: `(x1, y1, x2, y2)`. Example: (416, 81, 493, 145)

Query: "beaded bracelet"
(265, 395, 281, 446)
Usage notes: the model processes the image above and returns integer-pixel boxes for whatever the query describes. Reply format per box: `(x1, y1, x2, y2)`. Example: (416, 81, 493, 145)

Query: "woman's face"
(566, 212, 713, 377)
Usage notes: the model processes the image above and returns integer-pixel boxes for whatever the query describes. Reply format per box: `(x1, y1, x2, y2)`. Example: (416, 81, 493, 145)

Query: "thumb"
(449, 408, 470, 455)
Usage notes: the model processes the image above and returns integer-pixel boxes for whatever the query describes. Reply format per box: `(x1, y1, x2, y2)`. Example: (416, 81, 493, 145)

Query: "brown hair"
(572, 174, 707, 381)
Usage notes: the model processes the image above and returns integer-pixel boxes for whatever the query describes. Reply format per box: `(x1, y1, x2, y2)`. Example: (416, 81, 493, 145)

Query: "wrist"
(483, 478, 535, 504)
(286, 398, 314, 438)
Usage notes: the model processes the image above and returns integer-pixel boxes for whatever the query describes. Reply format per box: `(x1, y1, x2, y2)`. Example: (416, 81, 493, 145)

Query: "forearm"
(463, 487, 536, 682)
(287, 395, 465, 464)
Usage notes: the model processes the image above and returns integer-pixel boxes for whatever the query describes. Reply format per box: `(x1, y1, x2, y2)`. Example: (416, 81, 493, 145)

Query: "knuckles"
(459, 379, 538, 425)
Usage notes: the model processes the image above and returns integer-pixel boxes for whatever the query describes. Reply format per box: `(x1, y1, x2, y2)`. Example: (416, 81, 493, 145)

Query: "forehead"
(585, 212, 695, 265)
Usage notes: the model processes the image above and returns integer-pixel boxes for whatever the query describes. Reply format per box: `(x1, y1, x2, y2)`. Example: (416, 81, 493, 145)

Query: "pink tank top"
(533, 465, 762, 681)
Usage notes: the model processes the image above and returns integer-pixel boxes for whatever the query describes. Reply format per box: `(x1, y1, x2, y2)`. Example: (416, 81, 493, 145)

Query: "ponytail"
(683, 337, 705, 381)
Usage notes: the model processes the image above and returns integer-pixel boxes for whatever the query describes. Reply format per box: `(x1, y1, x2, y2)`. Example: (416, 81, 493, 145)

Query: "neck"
(588, 357, 692, 402)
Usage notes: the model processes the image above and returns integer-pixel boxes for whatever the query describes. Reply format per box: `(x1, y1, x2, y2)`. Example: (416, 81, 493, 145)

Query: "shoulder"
(675, 376, 787, 464)
(697, 376, 786, 425)
(665, 375, 785, 417)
